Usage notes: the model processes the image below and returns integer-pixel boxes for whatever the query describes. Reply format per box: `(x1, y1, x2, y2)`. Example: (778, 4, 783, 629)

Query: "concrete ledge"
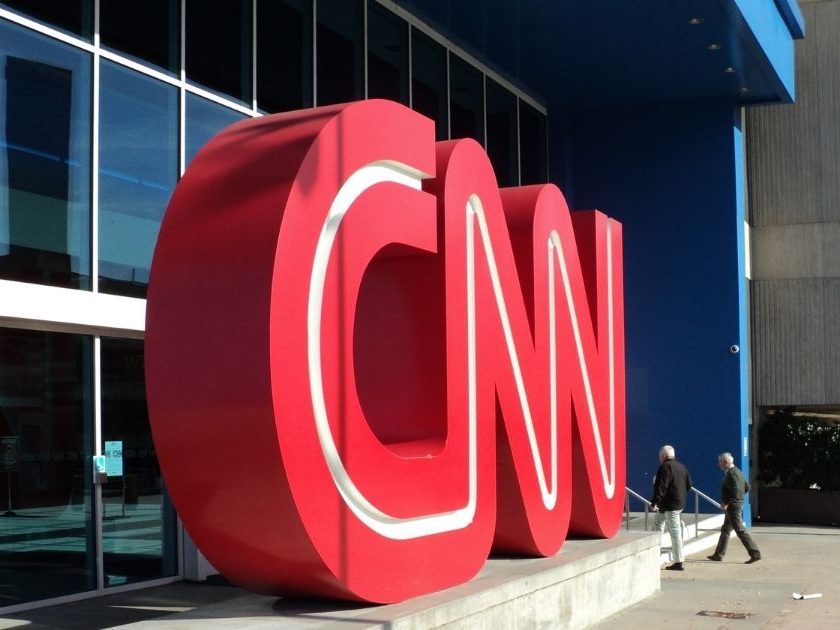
(110, 531, 661, 629)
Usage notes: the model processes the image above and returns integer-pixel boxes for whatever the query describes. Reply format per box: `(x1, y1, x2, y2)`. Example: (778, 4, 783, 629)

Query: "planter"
(758, 487, 840, 526)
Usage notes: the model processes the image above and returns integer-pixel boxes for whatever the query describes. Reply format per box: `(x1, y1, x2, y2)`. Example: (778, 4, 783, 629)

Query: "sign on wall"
(104, 440, 123, 477)
(145, 99, 626, 603)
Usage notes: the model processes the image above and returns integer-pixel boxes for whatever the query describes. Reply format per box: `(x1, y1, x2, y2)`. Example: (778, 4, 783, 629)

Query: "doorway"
(0, 329, 178, 610)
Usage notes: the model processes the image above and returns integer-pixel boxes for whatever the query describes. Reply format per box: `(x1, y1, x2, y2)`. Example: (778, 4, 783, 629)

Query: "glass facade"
(450, 54, 485, 145)
(520, 100, 548, 185)
(368, 1, 409, 105)
(186, 0, 253, 104)
(0, 1, 92, 40)
(486, 78, 519, 187)
(99, 62, 177, 298)
(0, 20, 91, 289)
(185, 94, 248, 167)
(411, 28, 448, 141)
(316, 0, 364, 106)
(0, 0, 548, 611)
(257, 0, 313, 113)
(100, 0, 180, 75)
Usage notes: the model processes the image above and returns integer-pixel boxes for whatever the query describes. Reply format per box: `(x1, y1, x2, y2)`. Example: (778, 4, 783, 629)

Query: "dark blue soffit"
(396, 0, 804, 108)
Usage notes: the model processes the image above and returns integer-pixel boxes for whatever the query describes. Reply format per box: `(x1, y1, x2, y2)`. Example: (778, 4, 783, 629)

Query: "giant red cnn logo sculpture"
(145, 99, 625, 603)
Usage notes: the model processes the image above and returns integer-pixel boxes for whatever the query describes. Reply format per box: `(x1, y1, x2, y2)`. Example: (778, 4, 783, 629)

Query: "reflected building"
(2, 57, 87, 287)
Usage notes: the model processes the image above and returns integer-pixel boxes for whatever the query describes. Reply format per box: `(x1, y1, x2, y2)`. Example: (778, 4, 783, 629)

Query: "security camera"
(729, 344, 740, 354)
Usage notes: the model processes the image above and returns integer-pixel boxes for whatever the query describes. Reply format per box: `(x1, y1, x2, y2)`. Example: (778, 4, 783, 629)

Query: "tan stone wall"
(747, 0, 840, 406)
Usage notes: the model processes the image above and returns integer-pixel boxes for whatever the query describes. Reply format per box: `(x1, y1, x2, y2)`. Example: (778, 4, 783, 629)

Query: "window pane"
(0, 1, 92, 39)
(0, 329, 94, 607)
(316, 0, 363, 106)
(257, 0, 312, 113)
(520, 100, 548, 185)
(99, 61, 177, 298)
(101, 338, 177, 588)
(411, 28, 447, 141)
(185, 93, 248, 167)
(100, 0, 179, 74)
(449, 54, 484, 144)
(486, 79, 518, 187)
(367, 2, 408, 105)
(185, 0, 253, 104)
(0, 20, 91, 289)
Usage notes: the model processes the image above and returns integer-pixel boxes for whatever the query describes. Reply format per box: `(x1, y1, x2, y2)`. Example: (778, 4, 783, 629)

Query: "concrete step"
(621, 511, 727, 563)
(657, 513, 726, 563)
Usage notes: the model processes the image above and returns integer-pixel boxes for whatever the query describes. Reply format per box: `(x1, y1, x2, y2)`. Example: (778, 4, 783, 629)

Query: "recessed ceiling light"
(708, 43, 721, 51)
(688, 17, 704, 25)
(725, 66, 737, 73)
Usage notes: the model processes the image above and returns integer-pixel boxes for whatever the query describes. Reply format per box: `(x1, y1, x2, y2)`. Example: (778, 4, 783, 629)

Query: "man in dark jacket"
(651, 445, 692, 571)
(707, 452, 762, 563)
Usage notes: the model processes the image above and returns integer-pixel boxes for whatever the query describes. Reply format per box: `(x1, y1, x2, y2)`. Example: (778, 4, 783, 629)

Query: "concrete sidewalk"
(1, 524, 837, 629)
(595, 524, 840, 629)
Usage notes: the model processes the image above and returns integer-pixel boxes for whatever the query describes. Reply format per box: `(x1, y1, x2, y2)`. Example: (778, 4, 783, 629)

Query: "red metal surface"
(146, 99, 625, 603)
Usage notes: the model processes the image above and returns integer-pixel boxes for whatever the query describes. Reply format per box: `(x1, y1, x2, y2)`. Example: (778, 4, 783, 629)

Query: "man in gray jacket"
(707, 452, 762, 563)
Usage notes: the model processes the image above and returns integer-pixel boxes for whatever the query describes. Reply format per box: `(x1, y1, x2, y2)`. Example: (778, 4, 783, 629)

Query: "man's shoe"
(665, 562, 684, 571)
(745, 555, 762, 564)
(706, 555, 723, 561)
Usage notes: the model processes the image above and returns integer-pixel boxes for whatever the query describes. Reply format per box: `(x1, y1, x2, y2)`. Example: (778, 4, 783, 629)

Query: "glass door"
(0, 329, 96, 607)
(0, 331, 180, 610)
(99, 337, 177, 588)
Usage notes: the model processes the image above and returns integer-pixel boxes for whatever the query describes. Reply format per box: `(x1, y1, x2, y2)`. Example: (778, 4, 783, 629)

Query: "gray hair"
(718, 452, 734, 465)
(659, 445, 675, 459)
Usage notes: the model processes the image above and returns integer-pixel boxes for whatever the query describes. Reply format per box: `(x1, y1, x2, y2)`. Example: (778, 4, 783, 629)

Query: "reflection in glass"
(486, 79, 518, 187)
(0, 1, 92, 39)
(100, 0, 179, 74)
(449, 55, 484, 145)
(257, 0, 312, 113)
(0, 20, 91, 289)
(367, 2, 408, 105)
(186, 0, 253, 103)
(99, 61, 177, 298)
(520, 100, 548, 185)
(101, 338, 177, 588)
(185, 93, 248, 167)
(0, 329, 94, 607)
(316, 0, 364, 106)
(411, 28, 448, 141)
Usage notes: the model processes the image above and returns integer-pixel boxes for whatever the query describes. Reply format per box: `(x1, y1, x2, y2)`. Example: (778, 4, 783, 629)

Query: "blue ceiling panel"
(395, 0, 804, 107)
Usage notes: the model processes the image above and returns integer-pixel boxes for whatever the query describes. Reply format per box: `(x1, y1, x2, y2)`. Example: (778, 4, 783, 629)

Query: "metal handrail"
(624, 487, 652, 531)
(690, 487, 722, 537)
(625, 486, 721, 540)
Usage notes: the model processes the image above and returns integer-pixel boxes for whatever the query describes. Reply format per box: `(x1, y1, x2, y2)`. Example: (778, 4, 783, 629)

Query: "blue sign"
(104, 441, 123, 477)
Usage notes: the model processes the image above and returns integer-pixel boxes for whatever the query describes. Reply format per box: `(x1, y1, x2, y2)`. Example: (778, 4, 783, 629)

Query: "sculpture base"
(115, 530, 661, 629)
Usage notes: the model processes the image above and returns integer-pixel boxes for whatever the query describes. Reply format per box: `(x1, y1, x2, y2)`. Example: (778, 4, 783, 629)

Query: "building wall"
(748, 0, 840, 407)
(554, 101, 750, 499)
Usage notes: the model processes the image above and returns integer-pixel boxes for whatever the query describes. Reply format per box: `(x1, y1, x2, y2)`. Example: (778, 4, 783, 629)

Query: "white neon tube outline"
(467, 199, 616, 504)
(308, 171, 617, 540)
(548, 224, 617, 498)
(308, 161, 478, 540)
(467, 196, 558, 509)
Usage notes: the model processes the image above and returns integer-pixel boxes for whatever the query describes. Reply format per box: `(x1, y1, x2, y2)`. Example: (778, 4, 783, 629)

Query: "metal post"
(625, 492, 630, 530)
(6, 472, 12, 513)
(695, 491, 700, 538)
